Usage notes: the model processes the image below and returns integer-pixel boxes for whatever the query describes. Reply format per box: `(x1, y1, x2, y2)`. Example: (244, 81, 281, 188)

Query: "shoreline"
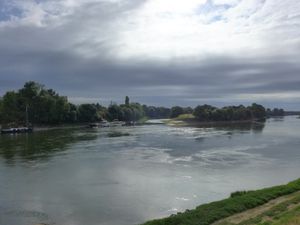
(12, 120, 150, 132)
(1, 116, 292, 132)
(142, 178, 300, 225)
(33, 124, 88, 132)
(165, 118, 265, 127)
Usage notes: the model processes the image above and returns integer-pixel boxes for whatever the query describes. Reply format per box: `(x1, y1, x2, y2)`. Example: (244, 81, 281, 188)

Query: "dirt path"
(213, 191, 300, 225)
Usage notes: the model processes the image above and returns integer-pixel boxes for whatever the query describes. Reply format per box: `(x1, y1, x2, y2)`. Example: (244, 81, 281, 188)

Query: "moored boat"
(110, 119, 125, 127)
(1, 127, 33, 134)
(89, 120, 110, 128)
(1, 105, 33, 134)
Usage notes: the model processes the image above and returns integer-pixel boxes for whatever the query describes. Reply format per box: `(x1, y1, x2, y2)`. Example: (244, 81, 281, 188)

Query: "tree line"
(193, 104, 267, 121)
(266, 108, 285, 117)
(0, 81, 279, 126)
(0, 82, 170, 125)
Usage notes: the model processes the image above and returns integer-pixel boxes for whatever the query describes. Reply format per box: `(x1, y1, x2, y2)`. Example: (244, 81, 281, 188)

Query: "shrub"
(142, 179, 300, 225)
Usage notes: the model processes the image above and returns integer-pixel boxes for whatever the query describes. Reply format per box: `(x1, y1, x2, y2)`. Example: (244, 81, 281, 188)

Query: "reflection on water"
(107, 131, 131, 138)
(194, 121, 265, 133)
(0, 122, 264, 164)
(0, 117, 299, 225)
(0, 128, 97, 164)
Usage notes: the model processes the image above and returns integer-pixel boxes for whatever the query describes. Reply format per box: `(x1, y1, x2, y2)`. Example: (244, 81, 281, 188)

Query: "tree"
(267, 108, 285, 117)
(142, 105, 171, 119)
(193, 104, 265, 122)
(66, 103, 78, 123)
(127, 102, 144, 121)
(183, 107, 193, 114)
(249, 103, 266, 119)
(19, 81, 43, 100)
(170, 106, 184, 118)
(125, 96, 130, 106)
(108, 104, 123, 121)
(122, 107, 133, 122)
(78, 104, 99, 122)
(0, 98, 3, 123)
(1, 91, 23, 124)
(193, 105, 216, 121)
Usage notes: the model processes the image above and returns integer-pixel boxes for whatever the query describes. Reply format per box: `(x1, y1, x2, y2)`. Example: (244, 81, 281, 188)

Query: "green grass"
(175, 114, 195, 120)
(138, 117, 150, 124)
(164, 114, 196, 126)
(231, 193, 300, 225)
(141, 179, 300, 225)
(272, 206, 300, 225)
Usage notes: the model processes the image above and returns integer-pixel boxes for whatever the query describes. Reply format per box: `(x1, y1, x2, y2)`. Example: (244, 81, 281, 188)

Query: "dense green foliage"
(267, 108, 285, 117)
(170, 106, 194, 118)
(142, 178, 300, 225)
(143, 105, 171, 119)
(0, 81, 271, 126)
(0, 82, 73, 124)
(0, 82, 166, 125)
(108, 102, 145, 122)
(77, 104, 104, 122)
(218, 191, 300, 225)
(170, 106, 185, 118)
(193, 104, 266, 121)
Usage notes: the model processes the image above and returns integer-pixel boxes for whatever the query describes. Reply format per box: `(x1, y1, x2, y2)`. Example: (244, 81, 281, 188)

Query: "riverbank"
(33, 120, 150, 131)
(165, 114, 264, 127)
(1, 119, 150, 133)
(214, 190, 300, 225)
(142, 178, 300, 225)
(0, 123, 87, 131)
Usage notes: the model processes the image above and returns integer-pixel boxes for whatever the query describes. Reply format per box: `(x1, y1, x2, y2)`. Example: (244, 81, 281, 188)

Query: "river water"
(0, 116, 299, 225)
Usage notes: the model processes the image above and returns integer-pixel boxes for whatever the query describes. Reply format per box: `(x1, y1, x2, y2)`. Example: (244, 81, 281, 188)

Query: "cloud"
(212, 0, 239, 5)
(0, 0, 299, 109)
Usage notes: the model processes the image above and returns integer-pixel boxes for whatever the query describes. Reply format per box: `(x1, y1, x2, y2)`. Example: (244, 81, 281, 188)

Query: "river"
(0, 116, 299, 225)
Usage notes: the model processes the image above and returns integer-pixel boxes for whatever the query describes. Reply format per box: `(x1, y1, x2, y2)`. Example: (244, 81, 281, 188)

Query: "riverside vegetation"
(142, 179, 300, 225)
(0, 81, 281, 127)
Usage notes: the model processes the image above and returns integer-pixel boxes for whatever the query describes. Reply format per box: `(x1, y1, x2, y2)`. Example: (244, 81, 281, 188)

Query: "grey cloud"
(0, 0, 299, 110)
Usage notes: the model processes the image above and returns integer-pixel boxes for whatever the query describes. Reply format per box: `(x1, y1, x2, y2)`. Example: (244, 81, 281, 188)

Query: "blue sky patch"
(195, 0, 233, 20)
(0, 1, 23, 22)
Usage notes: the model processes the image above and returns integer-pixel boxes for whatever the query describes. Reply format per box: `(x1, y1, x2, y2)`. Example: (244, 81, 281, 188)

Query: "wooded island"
(0, 81, 283, 127)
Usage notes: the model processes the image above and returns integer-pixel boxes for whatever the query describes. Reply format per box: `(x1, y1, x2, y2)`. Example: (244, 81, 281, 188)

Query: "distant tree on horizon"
(125, 96, 130, 106)
(170, 106, 184, 118)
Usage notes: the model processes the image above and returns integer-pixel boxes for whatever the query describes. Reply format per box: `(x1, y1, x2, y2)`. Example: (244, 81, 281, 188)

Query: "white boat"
(110, 120, 125, 127)
(89, 120, 110, 128)
(1, 127, 33, 134)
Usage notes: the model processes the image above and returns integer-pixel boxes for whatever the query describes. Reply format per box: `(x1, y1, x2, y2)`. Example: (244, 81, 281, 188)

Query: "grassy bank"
(142, 179, 300, 225)
(165, 114, 262, 127)
(215, 190, 300, 225)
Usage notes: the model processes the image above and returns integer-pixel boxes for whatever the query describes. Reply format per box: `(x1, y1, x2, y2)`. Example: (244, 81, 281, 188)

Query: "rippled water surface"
(0, 116, 300, 225)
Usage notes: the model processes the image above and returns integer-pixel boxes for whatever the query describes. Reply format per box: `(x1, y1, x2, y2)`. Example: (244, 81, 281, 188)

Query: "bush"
(230, 190, 249, 198)
(142, 179, 300, 225)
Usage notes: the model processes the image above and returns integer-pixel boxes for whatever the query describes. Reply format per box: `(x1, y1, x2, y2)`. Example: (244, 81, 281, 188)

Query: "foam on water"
(0, 116, 300, 225)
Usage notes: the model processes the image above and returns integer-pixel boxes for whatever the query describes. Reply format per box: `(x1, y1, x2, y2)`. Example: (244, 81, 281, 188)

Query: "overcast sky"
(0, 0, 299, 109)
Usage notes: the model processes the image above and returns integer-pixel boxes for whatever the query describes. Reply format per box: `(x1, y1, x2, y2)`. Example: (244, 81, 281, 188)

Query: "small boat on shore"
(89, 121, 110, 128)
(1, 127, 33, 134)
(110, 119, 125, 127)
(1, 105, 33, 134)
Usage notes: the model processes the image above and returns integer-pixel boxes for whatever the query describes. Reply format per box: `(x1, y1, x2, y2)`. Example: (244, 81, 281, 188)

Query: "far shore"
(164, 117, 265, 127)
(2, 115, 292, 132)
(0, 120, 151, 132)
